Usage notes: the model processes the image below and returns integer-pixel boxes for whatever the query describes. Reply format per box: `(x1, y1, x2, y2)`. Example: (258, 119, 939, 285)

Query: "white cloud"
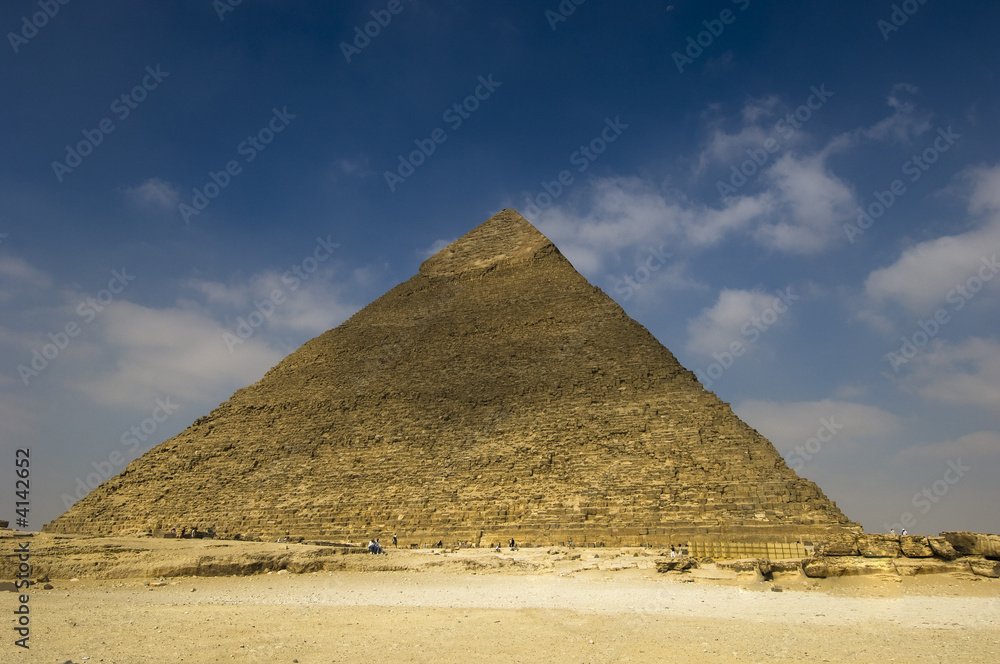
(735, 398, 903, 455)
(420, 237, 455, 260)
(334, 158, 375, 179)
(864, 164, 1000, 312)
(123, 178, 180, 209)
(861, 83, 932, 144)
(66, 301, 283, 409)
(0, 255, 52, 287)
(190, 266, 357, 338)
(685, 288, 792, 356)
(533, 176, 769, 274)
(696, 123, 773, 174)
(754, 150, 857, 253)
(897, 337, 1000, 411)
(894, 430, 1000, 463)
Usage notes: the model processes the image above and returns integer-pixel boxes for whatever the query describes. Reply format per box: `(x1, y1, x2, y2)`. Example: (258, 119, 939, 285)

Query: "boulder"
(717, 558, 775, 579)
(970, 559, 1000, 578)
(770, 559, 805, 574)
(803, 556, 895, 578)
(655, 556, 697, 572)
(893, 559, 971, 576)
(857, 534, 901, 558)
(927, 537, 960, 560)
(818, 534, 859, 556)
(899, 535, 934, 558)
(941, 532, 1000, 559)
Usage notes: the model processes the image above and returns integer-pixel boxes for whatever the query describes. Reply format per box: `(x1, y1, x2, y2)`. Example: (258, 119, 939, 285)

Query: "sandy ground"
(3, 539, 999, 663)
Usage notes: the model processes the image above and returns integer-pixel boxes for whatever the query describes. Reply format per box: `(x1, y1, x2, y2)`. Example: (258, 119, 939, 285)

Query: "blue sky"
(2, 1, 998, 536)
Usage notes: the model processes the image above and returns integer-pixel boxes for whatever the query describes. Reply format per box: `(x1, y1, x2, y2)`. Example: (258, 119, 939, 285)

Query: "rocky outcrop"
(928, 537, 960, 560)
(969, 559, 1000, 578)
(900, 536, 934, 558)
(43, 210, 857, 546)
(941, 532, 1000, 559)
(655, 556, 697, 572)
(858, 534, 902, 558)
(818, 534, 859, 556)
(802, 531, 1000, 578)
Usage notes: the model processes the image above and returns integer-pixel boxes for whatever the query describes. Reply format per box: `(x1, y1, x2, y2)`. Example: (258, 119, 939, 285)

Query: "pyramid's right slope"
(47, 209, 857, 544)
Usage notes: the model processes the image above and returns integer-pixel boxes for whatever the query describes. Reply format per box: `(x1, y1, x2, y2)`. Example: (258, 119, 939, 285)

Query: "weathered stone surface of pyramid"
(45, 209, 858, 545)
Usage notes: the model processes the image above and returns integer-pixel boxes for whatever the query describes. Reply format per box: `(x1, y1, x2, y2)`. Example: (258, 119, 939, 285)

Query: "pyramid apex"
(420, 209, 556, 278)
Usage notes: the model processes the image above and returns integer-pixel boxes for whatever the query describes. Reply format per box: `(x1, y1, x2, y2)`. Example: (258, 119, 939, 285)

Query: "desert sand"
(3, 533, 999, 663)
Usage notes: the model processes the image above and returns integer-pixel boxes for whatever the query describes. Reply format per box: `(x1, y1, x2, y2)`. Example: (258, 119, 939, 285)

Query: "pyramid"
(45, 210, 858, 545)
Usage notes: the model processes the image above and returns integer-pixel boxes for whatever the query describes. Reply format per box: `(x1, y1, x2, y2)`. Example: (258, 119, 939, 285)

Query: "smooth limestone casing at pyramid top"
(45, 210, 859, 545)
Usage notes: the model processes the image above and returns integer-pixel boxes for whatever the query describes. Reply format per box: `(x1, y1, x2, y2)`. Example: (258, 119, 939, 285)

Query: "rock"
(655, 556, 697, 572)
(857, 534, 901, 558)
(771, 585, 783, 592)
(716, 558, 773, 580)
(927, 537, 960, 560)
(804, 557, 895, 578)
(899, 536, 934, 558)
(893, 559, 971, 576)
(941, 532, 1000, 559)
(43, 583, 54, 590)
(818, 534, 859, 556)
(770, 559, 804, 574)
(970, 559, 1000, 578)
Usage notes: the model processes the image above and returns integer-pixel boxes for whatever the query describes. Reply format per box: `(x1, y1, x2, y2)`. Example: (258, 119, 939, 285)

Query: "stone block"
(941, 532, 1000, 559)
(893, 559, 971, 576)
(655, 556, 697, 572)
(857, 534, 901, 558)
(928, 536, 960, 560)
(804, 557, 895, 578)
(970, 559, 1000, 578)
(899, 535, 934, 558)
(819, 534, 859, 556)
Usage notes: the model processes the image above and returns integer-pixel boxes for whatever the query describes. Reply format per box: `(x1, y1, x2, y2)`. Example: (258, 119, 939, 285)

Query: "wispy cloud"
(863, 164, 1000, 313)
(122, 177, 180, 209)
